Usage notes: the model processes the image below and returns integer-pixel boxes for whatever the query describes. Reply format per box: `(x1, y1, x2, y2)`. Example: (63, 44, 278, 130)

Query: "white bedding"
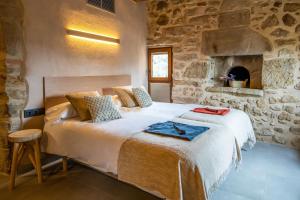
(43, 110, 174, 174)
(43, 101, 255, 174)
(132, 102, 256, 149)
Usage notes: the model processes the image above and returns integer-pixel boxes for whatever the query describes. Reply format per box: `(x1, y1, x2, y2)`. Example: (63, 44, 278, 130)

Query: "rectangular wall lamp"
(66, 29, 120, 44)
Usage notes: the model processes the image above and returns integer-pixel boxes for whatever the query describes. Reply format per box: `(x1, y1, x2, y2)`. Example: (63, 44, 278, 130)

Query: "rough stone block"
(283, 3, 300, 12)
(205, 7, 218, 14)
(156, 1, 168, 11)
(202, 27, 272, 56)
(282, 14, 296, 26)
(261, 14, 279, 30)
(270, 28, 289, 37)
(259, 128, 274, 136)
(278, 48, 295, 58)
(274, 127, 284, 133)
(292, 138, 300, 149)
(290, 127, 300, 135)
(272, 135, 286, 144)
(164, 25, 194, 37)
(8, 99, 26, 117)
(174, 53, 197, 61)
(270, 105, 281, 111)
(278, 111, 292, 121)
(156, 14, 169, 25)
(284, 106, 295, 114)
(218, 9, 250, 29)
(262, 58, 297, 88)
(221, 0, 251, 10)
(296, 25, 300, 34)
(295, 82, 300, 90)
(273, 0, 282, 8)
(189, 15, 211, 25)
(275, 39, 297, 46)
(9, 116, 21, 131)
(183, 62, 210, 79)
(184, 7, 206, 17)
(2, 21, 24, 58)
(280, 95, 300, 103)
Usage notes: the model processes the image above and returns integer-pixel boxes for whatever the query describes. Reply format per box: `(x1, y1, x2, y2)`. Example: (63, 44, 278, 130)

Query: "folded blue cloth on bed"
(144, 121, 209, 141)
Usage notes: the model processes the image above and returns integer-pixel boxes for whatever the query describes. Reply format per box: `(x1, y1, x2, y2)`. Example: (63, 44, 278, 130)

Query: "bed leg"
(62, 157, 68, 173)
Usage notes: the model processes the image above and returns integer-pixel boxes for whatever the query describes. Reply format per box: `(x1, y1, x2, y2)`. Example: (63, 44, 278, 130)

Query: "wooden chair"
(8, 129, 43, 191)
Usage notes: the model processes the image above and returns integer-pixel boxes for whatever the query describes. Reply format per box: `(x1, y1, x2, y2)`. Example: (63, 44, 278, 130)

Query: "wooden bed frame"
(43, 75, 131, 109)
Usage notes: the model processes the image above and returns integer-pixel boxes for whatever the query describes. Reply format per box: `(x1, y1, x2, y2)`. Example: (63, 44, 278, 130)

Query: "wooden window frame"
(148, 47, 172, 83)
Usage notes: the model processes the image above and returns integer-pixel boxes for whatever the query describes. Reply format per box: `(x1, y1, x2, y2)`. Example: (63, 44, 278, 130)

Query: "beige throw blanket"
(118, 118, 240, 200)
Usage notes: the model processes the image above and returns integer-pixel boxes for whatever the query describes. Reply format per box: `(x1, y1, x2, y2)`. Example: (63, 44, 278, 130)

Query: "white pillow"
(45, 102, 78, 122)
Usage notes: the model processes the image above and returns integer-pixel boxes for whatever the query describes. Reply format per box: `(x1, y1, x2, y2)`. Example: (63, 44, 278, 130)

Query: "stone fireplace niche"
(207, 55, 264, 97)
(227, 66, 250, 88)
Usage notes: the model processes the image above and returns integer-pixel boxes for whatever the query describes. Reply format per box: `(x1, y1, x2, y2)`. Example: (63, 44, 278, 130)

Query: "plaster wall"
(22, 0, 147, 128)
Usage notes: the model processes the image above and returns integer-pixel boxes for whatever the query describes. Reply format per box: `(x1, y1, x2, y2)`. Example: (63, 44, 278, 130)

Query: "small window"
(148, 48, 172, 82)
(87, 0, 115, 13)
(152, 53, 169, 78)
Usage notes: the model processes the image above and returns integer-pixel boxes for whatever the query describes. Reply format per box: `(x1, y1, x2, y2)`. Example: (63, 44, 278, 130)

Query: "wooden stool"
(8, 129, 43, 191)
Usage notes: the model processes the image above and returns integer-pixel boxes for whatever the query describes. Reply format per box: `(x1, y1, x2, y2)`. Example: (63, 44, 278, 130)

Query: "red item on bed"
(192, 107, 230, 116)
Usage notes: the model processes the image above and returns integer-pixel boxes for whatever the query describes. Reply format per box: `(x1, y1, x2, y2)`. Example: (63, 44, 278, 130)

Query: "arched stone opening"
(227, 66, 250, 88)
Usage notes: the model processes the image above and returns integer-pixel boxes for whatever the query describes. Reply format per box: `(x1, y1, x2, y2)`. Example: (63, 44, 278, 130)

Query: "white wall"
(22, 0, 147, 128)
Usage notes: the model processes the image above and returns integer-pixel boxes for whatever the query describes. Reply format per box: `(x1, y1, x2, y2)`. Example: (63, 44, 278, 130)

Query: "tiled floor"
(0, 142, 300, 200)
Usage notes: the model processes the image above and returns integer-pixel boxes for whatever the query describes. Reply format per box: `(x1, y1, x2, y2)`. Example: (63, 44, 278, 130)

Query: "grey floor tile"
(263, 175, 300, 200)
(211, 189, 254, 200)
(219, 169, 266, 200)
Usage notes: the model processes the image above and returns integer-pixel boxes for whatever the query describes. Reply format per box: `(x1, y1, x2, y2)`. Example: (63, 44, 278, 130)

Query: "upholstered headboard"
(43, 75, 131, 109)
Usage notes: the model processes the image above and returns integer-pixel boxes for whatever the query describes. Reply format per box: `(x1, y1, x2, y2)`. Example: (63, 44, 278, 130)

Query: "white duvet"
(43, 111, 174, 174)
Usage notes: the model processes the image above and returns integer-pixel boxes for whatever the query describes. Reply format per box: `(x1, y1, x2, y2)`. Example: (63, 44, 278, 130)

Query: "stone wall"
(0, 0, 27, 172)
(147, 0, 300, 149)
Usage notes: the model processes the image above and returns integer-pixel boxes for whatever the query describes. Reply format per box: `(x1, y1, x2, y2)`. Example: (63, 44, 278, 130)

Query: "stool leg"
(27, 144, 37, 170)
(16, 144, 25, 167)
(62, 157, 68, 173)
(9, 143, 20, 191)
(33, 139, 42, 184)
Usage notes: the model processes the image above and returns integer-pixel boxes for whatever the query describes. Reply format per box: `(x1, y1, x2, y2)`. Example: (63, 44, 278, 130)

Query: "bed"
(42, 75, 255, 200)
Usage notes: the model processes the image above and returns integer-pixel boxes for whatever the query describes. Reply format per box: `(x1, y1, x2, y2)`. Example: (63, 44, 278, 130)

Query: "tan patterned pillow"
(84, 96, 122, 123)
(112, 87, 138, 108)
(132, 87, 152, 108)
(65, 91, 100, 121)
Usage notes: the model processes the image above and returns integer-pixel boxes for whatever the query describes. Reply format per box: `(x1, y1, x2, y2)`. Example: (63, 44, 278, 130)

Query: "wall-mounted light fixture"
(66, 29, 120, 45)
